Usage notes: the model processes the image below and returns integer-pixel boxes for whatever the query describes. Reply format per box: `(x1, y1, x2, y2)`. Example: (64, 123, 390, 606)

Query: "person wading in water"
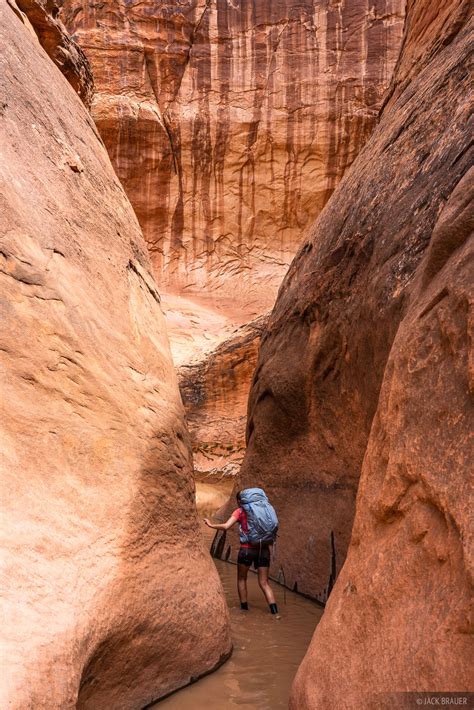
(205, 488, 280, 617)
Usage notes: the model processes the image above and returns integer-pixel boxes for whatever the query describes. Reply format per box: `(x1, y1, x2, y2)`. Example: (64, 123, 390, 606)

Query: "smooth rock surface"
(60, 0, 405, 308)
(293, 167, 473, 709)
(0, 4, 230, 709)
(230, 0, 473, 622)
(291, 0, 473, 703)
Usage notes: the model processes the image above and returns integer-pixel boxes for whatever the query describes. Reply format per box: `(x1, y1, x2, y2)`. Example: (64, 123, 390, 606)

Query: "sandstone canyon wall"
(229, 0, 473, 625)
(60, 0, 405, 308)
(9, 0, 93, 107)
(0, 3, 231, 709)
(59, 0, 405, 487)
(179, 315, 266, 479)
(290, 1, 473, 704)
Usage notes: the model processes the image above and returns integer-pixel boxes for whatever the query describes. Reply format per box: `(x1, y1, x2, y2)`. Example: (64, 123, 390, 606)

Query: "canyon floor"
(152, 485, 324, 710)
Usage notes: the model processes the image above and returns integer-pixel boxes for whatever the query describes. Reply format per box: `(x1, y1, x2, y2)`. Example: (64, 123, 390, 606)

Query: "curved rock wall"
(293, 169, 473, 709)
(0, 4, 230, 708)
(291, 1, 473, 703)
(60, 0, 405, 308)
(232, 0, 473, 621)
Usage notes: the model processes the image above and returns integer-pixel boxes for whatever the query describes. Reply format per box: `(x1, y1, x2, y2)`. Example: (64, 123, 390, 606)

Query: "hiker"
(204, 487, 280, 616)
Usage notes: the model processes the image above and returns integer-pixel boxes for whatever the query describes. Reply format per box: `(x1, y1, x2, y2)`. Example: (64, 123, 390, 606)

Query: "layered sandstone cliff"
(60, 0, 405, 308)
(0, 3, 231, 708)
(58, 0, 405, 487)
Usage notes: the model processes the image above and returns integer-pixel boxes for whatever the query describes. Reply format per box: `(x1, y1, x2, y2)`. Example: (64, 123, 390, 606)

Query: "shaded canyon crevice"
(290, 0, 473, 702)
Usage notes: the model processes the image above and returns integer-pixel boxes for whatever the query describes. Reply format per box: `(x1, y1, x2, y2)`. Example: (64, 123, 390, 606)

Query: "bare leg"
(237, 564, 249, 604)
(257, 566, 276, 605)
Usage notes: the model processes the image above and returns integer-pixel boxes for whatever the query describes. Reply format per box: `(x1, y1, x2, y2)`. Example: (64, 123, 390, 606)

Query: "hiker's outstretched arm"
(204, 515, 237, 530)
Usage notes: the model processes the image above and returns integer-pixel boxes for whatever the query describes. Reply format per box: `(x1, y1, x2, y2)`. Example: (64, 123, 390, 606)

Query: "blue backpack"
(239, 488, 279, 545)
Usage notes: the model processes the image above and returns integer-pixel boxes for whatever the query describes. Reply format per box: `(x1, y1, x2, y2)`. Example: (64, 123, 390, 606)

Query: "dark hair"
(236, 490, 242, 504)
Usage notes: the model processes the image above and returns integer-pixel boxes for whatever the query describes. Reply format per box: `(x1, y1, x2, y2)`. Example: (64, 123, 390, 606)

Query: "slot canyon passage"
(0, 2, 472, 710)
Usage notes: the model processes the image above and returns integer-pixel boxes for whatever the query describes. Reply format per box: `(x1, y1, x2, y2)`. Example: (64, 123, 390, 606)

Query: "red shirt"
(232, 507, 255, 548)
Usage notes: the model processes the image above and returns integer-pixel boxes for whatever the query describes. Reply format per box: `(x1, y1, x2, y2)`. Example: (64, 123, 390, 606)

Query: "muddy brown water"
(194, 478, 234, 517)
(152, 482, 323, 709)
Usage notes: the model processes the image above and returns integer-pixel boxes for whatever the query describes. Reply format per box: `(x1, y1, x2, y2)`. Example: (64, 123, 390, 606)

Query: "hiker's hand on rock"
(204, 518, 212, 527)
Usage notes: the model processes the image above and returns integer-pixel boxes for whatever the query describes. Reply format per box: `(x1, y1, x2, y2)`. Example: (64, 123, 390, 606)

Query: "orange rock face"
(293, 169, 474, 710)
(233, 0, 472, 614)
(60, 0, 405, 308)
(11, 0, 93, 107)
(59, 0, 405, 489)
(290, 2, 473, 703)
(0, 4, 230, 709)
(179, 316, 266, 480)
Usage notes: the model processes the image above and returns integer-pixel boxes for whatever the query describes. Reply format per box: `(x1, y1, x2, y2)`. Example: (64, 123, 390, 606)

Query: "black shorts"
(237, 546, 270, 569)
